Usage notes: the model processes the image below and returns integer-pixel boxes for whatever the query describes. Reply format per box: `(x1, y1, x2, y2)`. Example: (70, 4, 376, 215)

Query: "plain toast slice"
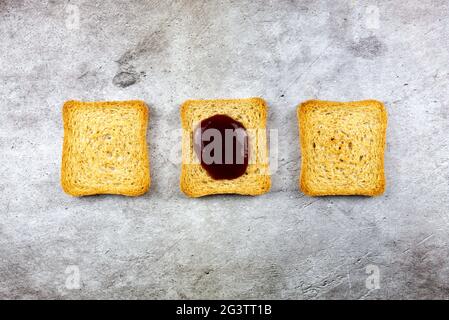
(61, 100, 150, 196)
(298, 100, 387, 196)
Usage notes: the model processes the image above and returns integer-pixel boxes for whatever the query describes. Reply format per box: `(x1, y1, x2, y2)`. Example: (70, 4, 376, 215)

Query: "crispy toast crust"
(61, 100, 150, 196)
(180, 97, 271, 197)
(297, 100, 387, 196)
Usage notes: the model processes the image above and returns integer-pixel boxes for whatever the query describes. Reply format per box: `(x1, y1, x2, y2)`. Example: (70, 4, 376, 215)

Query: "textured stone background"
(1, 0, 449, 299)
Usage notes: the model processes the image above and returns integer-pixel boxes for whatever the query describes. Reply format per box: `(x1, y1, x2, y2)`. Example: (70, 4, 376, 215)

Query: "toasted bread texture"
(298, 100, 387, 196)
(61, 100, 150, 196)
(180, 97, 271, 197)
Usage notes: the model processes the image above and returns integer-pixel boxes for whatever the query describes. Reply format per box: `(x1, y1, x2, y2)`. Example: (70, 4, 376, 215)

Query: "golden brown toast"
(180, 98, 271, 197)
(61, 100, 150, 196)
(298, 99, 387, 196)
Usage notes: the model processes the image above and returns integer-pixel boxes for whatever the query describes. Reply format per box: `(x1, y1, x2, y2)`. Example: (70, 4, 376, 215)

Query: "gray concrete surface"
(1, 0, 449, 299)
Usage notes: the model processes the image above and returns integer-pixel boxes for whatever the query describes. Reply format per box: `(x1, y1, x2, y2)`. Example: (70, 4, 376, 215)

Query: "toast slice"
(298, 100, 387, 196)
(180, 97, 271, 197)
(61, 100, 150, 196)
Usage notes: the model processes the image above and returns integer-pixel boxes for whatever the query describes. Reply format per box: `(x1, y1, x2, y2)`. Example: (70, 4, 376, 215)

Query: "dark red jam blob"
(193, 114, 248, 180)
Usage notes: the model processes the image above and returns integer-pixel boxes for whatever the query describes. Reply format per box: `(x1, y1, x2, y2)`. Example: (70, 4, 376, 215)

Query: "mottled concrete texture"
(1, 0, 448, 300)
